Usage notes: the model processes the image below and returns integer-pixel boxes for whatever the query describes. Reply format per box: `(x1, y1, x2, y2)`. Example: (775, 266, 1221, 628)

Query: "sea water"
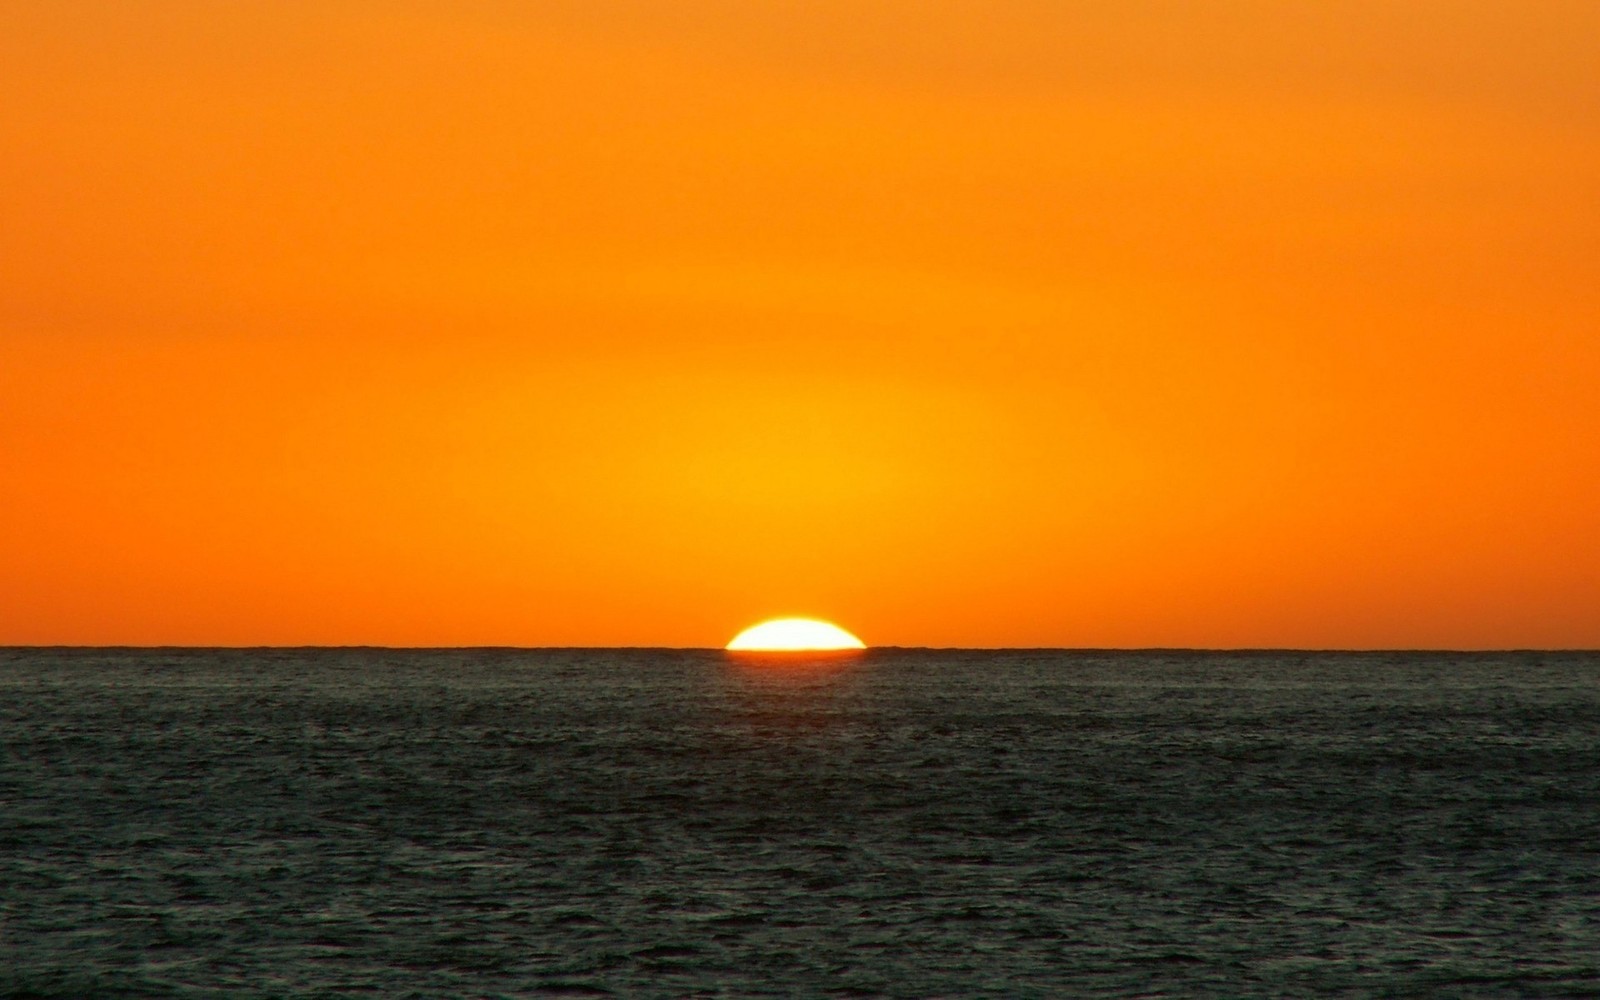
(2, 648, 1597, 997)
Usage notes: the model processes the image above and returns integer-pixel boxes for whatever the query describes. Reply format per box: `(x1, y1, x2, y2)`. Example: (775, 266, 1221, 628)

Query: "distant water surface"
(2, 648, 1598, 997)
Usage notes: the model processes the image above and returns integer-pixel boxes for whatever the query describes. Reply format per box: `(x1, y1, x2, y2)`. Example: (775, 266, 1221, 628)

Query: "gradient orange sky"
(4, 2, 1598, 647)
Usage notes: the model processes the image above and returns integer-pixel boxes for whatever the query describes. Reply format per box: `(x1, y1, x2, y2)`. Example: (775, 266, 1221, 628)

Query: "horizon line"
(3, 644, 1597, 655)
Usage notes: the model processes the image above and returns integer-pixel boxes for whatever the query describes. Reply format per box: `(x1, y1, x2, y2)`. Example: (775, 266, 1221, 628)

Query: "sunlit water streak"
(2, 648, 1597, 997)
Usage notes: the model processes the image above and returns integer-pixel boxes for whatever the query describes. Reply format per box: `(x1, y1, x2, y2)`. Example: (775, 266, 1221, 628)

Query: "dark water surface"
(3, 648, 1598, 997)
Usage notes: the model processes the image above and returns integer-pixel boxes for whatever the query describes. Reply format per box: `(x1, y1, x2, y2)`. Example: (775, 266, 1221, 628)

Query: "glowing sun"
(726, 618, 866, 652)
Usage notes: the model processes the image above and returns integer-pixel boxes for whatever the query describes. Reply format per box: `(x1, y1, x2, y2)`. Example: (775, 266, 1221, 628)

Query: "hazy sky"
(4, 2, 1597, 647)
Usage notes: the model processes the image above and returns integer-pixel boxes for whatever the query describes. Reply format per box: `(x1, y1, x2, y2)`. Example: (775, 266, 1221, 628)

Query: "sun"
(726, 618, 866, 652)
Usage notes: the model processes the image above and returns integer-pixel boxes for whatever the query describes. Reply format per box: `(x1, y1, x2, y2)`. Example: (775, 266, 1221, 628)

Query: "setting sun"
(726, 618, 866, 652)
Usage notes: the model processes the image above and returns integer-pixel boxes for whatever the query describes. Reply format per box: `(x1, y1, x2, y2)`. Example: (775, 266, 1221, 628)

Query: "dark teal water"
(2, 648, 1597, 997)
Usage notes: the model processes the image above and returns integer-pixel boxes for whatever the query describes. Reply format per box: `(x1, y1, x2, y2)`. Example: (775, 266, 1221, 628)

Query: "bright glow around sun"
(726, 618, 866, 651)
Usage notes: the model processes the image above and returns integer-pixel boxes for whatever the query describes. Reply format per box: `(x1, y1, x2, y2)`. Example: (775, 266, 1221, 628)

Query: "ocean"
(2, 648, 1597, 997)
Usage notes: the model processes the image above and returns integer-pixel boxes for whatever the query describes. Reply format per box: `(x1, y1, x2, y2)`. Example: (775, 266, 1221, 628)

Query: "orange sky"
(4, 2, 1598, 647)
